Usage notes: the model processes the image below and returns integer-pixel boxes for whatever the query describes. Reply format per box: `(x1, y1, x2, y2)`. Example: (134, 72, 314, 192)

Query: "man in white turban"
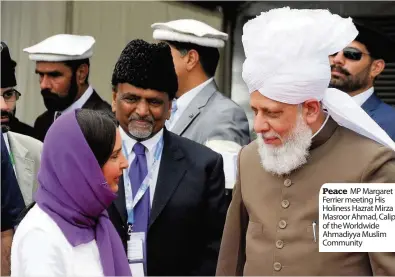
(216, 7, 395, 276)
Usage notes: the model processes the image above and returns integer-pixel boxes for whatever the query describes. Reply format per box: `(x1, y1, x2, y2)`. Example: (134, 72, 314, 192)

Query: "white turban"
(242, 7, 395, 151)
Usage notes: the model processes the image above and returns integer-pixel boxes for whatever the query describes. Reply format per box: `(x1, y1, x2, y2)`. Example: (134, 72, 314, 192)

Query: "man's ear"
(302, 99, 321, 125)
(76, 64, 89, 84)
(185, 49, 199, 72)
(112, 91, 117, 113)
(370, 59, 385, 79)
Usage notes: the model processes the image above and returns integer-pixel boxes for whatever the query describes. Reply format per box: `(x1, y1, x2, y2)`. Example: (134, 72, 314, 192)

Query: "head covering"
(353, 19, 395, 62)
(152, 19, 228, 48)
(1, 42, 17, 88)
(34, 109, 131, 276)
(242, 7, 395, 151)
(23, 34, 95, 62)
(112, 39, 178, 100)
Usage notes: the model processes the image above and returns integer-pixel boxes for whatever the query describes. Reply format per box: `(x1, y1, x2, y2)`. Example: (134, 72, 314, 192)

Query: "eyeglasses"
(331, 47, 370, 61)
(1, 89, 21, 102)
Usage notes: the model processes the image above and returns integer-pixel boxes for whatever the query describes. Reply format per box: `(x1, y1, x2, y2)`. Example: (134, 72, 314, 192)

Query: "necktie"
(128, 142, 149, 269)
(166, 99, 178, 129)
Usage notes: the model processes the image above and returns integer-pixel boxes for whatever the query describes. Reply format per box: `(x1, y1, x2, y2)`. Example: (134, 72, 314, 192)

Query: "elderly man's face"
(112, 83, 172, 141)
(250, 91, 314, 176)
(329, 41, 382, 94)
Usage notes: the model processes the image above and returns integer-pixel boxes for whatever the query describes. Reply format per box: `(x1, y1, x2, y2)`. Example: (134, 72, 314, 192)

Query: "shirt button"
(276, 240, 284, 249)
(278, 220, 287, 229)
(281, 200, 290, 208)
(273, 262, 282, 271)
(284, 179, 292, 187)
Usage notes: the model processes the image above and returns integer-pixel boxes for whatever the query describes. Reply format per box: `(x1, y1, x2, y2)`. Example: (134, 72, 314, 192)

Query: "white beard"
(257, 114, 313, 176)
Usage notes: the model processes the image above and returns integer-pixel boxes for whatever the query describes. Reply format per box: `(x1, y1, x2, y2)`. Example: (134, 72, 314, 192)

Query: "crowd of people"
(1, 6, 395, 277)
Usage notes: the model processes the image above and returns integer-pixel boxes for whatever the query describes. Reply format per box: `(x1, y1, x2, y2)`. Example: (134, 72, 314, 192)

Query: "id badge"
(127, 232, 145, 262)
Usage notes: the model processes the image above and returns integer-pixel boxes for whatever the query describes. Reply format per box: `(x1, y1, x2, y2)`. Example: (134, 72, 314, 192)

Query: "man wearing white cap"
(24, 34, 112, 142)
(216, 7, 395, 276)
(152, 19, 250, 195)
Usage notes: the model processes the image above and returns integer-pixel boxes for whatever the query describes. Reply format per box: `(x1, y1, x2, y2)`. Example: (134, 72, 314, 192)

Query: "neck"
(75, 83, 89, 101)
(348, 85, 373, 97)
(310, 110, 327, 135)
(176, 73, 209, 98)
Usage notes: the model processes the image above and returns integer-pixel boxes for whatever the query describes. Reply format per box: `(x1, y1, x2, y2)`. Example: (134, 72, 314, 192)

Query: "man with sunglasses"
(1, 41, 43, 208)
(1, 42, 36, 138)
(329, 20, 395, 141)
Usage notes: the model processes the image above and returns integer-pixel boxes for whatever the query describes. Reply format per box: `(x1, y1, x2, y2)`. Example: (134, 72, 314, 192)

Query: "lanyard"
(122, 136, 164, 226)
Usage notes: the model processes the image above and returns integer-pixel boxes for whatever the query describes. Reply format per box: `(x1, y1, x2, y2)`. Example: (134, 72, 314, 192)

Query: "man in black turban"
(329, 20, 395, 140)
(108, 39, 227, 277)
(1, 42, 36, 137)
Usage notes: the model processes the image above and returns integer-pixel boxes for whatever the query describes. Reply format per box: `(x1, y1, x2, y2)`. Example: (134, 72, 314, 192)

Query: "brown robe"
(216, 117, 395, 276)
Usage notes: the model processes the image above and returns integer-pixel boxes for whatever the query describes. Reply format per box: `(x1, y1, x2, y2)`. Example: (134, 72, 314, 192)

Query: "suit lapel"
(149, 130, 186, 228)
(82, 90, 102, 109)
(361, 94, 381, 115)
(7, 132, 34, 205)
(114, 172, 127, 223)
(172, 81, 217, 136)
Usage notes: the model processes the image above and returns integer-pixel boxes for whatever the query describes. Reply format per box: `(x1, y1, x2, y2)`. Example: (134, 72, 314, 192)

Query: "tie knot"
(133, 142, 146, 155)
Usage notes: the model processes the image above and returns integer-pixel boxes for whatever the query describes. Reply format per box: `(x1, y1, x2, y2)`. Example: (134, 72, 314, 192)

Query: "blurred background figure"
(1, 41, 35, 138)
(11, 109, 130, 276)
(329, 20, 395, 140)
(23, 34, 112, 142)
(1, 132, 25, 276)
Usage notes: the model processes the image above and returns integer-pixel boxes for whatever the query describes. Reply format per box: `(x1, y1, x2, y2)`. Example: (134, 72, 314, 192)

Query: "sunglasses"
(331, 47, 370, 61)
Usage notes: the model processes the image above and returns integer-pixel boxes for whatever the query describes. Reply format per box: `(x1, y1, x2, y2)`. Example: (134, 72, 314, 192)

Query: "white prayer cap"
(151, 19, 228, 48)
(242, 7, 395, 151)
(23, 34, 95, 62)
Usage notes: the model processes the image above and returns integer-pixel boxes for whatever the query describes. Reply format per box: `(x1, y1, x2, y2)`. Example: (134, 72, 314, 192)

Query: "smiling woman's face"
(101, 128, 128, 193)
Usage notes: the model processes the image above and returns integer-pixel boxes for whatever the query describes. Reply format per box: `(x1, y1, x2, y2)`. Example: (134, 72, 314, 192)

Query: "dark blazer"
(33, 90, 111, 141)
(107, 129, 227, 276)
(362, 93, 395, 141)
(8, 117, 36, 139)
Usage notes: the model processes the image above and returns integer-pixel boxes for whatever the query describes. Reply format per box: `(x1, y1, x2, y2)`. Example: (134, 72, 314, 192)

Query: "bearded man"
(329, 20, 395, 140)
(216, 7, 395, 276)
(23, 34, 111, 142)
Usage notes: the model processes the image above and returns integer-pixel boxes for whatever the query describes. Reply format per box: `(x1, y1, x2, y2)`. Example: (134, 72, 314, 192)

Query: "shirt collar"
(61, 85, 94, 113)
(352, 87, 374, 106)
(175, 77, 214, 113)
(311, 111, 329, 139)
(119, 126, 164, 156)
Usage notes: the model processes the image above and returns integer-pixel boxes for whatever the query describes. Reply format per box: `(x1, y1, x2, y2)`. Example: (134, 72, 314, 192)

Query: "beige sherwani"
(216, 117, 395, 276)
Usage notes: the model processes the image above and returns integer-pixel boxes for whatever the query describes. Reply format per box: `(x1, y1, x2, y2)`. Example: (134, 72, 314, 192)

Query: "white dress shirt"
(54, 85, 94, 121)
(11, 205, 104, 276)
(119, 127, 164, 206)
(167, 77, 214, 130)
(352, 87, 374, 107)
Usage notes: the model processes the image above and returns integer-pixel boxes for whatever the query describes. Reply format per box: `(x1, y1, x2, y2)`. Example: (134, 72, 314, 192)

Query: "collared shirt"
(119, 127, 164, 206)
(352, 87, 374, 107)
(167, 77, 214, 130)
(54, 85, 94, 121)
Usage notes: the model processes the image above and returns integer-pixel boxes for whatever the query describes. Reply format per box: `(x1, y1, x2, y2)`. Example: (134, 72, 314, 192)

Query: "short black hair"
(76, 109, 118, 168)
(111, 39, 178, 100)
(165, 40, 220, 78)
(64, 58, 90, 84)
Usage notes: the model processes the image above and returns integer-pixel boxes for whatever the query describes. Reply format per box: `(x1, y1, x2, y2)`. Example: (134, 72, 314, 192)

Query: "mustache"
(331, 65, 350, 76)
(1, 110, 12, 119)
(128, 114, 154, 124)
(41, 88, 58, 96)
(261, 132, 281, 140)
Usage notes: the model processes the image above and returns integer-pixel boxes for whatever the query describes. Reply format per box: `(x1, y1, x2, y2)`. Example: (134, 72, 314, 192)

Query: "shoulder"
(208, 91, 246, 113)
(35, 110, 52, 123)
(166, 131, 221, 163)
(86, 90, 112, 112)
(8, 131, 43, 153)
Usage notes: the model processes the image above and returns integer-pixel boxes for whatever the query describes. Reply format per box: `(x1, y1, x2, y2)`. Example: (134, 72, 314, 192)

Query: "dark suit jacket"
(362, 93, 395, 141)
(33, 90, 111, 141)
(107, 129, 227, 276)
(8, 117, 36, 139)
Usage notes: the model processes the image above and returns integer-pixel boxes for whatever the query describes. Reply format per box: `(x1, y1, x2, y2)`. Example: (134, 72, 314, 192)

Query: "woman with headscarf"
(11, 109, 131, 276)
